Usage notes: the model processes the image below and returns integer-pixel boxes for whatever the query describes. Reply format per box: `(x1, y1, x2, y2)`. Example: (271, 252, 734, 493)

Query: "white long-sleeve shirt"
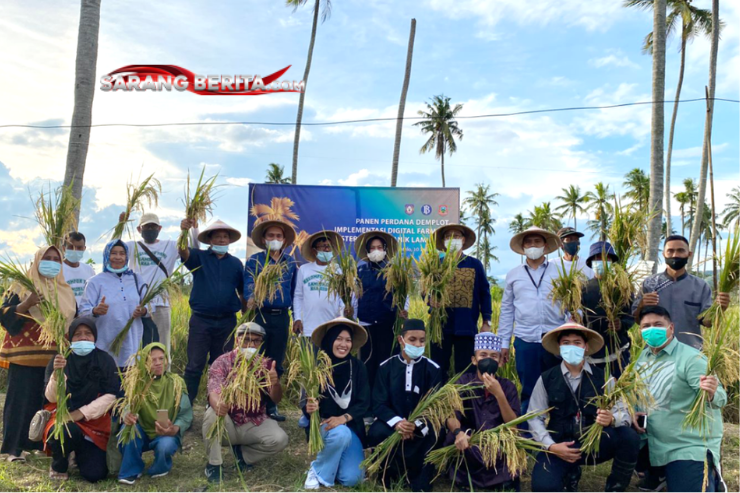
(293, 262, 344, 337)
(45, 372, 116, 421)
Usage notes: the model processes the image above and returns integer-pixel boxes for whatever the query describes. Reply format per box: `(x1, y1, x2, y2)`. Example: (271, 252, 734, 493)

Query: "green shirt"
(636, 337, 726, 466)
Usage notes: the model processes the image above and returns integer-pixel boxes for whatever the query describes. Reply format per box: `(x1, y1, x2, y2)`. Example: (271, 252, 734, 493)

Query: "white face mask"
(240, 347, 258, 358)
(266, 239, 283, 251)
(367, 250, 386, 262)
(447, 238, 464, 251)
(524, 246, 545, 260)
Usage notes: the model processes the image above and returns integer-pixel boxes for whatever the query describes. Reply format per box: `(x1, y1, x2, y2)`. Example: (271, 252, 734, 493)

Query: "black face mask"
(141, 229, 160, 244)
(665, 256, 688, 270)
(562, 242, 579, 256)
(476, 357, 499, 376)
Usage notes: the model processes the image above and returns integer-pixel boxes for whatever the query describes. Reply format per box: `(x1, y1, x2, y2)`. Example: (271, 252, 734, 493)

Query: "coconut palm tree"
(555, 185, 588, 230)
(464, 183, 499, 252)
(623, 168, 651, 210)
(509, 213, 527, 235)
(459, 208, 469, 226)
(722, 186, 740, 227)
(476, 234, 499, 274)
(585, 182, 614, 241)
(681, 178, 698, 235)
(674, 190, 690, 235)
(390, 19, 416, 187)
(413, 95, 463, 187)
(265, 163, 292, 184)
(288, 0, 332, 184)
(527, 202, 563, 233)
(474, 208, 497, 267)
(63, 0, 102, 223)
(625, 0, 715, 238)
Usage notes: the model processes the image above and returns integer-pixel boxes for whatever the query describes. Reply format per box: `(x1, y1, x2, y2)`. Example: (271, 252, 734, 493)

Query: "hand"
(454, 431, 470, 452)
(68, 410, 85, 423)
(399, 310, 408, 319)
(608, 320, 621, 332)
(395, 419, 416, 440)
(321, 416, 346, 432)
(119, 212, 126, 223)
(642, 292, 660, 307)
(480, 321, 492, 333)
(155, 419, 179, 437)
(19, 291, 42, 312)
(343, 306, 354, 318)
(53, 354, 67, 370)
(549, 441, 581, 463)
(93, 296, 109, 316)
(292, 320, 303, 335)
(429, 298, 440, 308)
(247, 298, 256, 310)
(700, 375, 719, 400)
(632, 412, 646, 434)
(180, 218, 197, 231)
(132, 305, 146, 318)
(123, 413, 138, 427)
(500, 348, 510, 365)
(305, 397, 319, 415)
(267, 361, 279, 387)
(481, 373, 503, 398)
(716, 292, 731, 311)
(595, 409, 614, 427)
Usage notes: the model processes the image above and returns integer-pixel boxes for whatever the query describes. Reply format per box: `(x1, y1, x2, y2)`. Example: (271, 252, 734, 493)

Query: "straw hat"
(509, 226, 560, 255)
(541, 322, 605, 357)
(354, 230, 398, 260)
(197, 219, 241, 245)
(311, 317, 368, 350)
(251, 220, 297, 250)
(301, 230, 344, 262)
(433, 224, 476, 251)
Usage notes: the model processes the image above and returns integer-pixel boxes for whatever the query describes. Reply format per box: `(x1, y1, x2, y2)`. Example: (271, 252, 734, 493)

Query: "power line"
(1, 97, 737, 130)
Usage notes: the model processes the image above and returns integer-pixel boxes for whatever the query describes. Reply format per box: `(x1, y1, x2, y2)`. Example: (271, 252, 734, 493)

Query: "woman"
(80, 240, 147, 368)
(0, 246, 76, 461)
(44, 317, 119, 481)
(354, 231, 406, 387)
(303, 317, 371, 489)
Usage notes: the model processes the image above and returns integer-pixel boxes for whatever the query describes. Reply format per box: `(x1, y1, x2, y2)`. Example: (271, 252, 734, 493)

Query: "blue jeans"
(118, 424, 180, 479)
(311, 425, 364, 487)
(665, 452, 723, 492)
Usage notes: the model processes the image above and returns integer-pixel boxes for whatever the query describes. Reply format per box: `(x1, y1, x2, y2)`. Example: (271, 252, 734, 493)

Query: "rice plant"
(608, 197, 655, 268)
(699, 229, 739, 328)
(177, 168, 219, 250)
(550, 258, 587, 324)
(32, 183, 80, 251)
(321, 238, 362, 319)
(597, 260, 634, 369)
(382, 238, 416, 339)
(249, 249, 289, 309)
(110, 173, 161, 240)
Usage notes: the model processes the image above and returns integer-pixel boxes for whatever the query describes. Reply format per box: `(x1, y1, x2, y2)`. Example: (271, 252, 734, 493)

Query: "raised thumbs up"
(94, 296, 109, 316)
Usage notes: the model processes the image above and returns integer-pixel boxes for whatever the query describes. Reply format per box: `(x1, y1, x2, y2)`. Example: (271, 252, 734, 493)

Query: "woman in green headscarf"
(117, 343, 192, 485)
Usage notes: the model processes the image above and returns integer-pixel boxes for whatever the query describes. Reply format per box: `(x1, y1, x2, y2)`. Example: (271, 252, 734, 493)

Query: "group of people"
(0, 210, 732, 492)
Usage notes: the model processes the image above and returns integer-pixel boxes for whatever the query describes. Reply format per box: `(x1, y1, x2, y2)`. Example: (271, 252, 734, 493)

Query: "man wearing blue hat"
(442, 332, 522, 491)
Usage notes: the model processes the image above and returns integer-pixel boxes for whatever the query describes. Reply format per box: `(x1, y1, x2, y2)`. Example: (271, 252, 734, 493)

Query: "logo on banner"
(421, 204, 432, 216)
(439, 205, 449, 216)
(405, 204, 415, 215)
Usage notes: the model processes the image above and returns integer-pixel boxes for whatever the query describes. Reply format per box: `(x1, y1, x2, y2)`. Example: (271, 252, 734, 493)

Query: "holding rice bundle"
(177, 168, 219, 250)
(381, 237, 416, 337)
(321, 238, 362, 319)
(110, 173, 161, 241)
(550, 258, 587, 324)
(248, 249, 289, 310)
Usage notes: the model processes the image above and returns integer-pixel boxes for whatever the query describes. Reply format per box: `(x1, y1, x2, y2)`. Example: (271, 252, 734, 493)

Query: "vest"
(357, 261, 395, 325)
(542, 364, 605, 442)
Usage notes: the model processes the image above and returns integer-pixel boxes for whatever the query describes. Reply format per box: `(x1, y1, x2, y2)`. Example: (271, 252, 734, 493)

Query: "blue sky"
(1, 0, 738, 279)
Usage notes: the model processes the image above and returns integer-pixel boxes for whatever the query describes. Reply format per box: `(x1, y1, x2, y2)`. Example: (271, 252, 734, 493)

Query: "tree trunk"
(680, 206, 685, 236)
(688, 0, 719, 269)
(291, 0, 320, 185)
(440, 153, 445, 188)
(63, 0, 101, 223)
(664, 33, 687, 239)
(707, 98, 719, 291)
(390, 19, 416, 187)
(574, 213, 577, 231)
(646, 0, 667, 273)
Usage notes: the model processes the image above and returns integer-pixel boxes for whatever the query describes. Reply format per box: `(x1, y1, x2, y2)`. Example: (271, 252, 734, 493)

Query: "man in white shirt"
(555, 227, 594, 280)
(62, 232, 95, 306)
(292, 231, 345, 338)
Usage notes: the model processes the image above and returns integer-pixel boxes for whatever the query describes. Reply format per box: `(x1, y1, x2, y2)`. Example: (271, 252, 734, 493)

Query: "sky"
(0, 0, 738, 279)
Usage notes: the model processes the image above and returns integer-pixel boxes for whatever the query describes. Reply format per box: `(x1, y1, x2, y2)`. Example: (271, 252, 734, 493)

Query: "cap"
(474, 332, 502, 352)
(556, 227, 585, 239)
(235, 322, 266, 337)
(139, 213, 161, 227)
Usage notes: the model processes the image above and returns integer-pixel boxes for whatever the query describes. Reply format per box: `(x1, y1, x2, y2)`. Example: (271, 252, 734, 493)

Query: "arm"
(77, 394, 117, 421)
(173, 393, 194, 437)
(700, 283, 715, 328)
(685, 352, 727, 409)
(178, 219, 196, 262)
(293, 267, 304, 322)
(45, 371, 57, 402)
(477, 260, 493, 328)
(78, 279, 99, 318)
(243, 256, 257, 302)
(0, 293, 27, 336)
(372, 365, 402, 426)
(526, 378, 555, 448)
(498, 275, 516, 350)
(631, 280, 649, 317)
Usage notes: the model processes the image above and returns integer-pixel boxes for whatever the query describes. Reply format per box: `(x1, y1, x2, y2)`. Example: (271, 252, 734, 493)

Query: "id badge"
(574, 411, 583, 435)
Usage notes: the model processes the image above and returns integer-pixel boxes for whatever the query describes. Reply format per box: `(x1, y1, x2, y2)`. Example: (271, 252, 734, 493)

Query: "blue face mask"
(65, 249, 85, 263)
(593, 260, 611, 276)
(560, 345, 585, 365)
(211, 244, 229, 255)
(107, 264, 128, 274)
(38, 260, 61, 278)
(403, 342, 425, 360)
(316, 251, 333, 263)
(70, 341, 95, 356)
(641, 327, 669, 348)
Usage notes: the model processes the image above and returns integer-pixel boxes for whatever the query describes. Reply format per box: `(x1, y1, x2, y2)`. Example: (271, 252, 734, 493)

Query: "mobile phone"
(156, 409, 169, 427)
(637, 414, 647, 429)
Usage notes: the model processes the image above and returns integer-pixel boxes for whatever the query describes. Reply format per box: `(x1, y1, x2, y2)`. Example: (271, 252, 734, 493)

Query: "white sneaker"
(304, 468, 320, 490)
(151, 470, 169, 479)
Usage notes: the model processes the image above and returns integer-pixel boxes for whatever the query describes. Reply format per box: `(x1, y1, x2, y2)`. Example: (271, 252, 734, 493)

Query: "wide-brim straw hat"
(542, 322, 605, 357)
(510, 226, 561, 255)
(354, 230, 398, 260)
(301, 230, 344, 263)
(251, 220, 297, 250)
(311, 317, 368, 350)
(197, 219, 241, 245)
(433, 224, 476, 251)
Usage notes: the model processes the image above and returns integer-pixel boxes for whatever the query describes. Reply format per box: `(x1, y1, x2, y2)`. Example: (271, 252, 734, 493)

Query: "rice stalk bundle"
(284, 331, 304, 402)
(608, 197, 655, 267)
(32, 183, 80, 251)
(382, 238, 416, 338)
(177, 168, 219, 250)
(597, 260, 634, 367)
(321, 238, 362, 319)
(109, 265, 191, 356)
(550, 258, 587, 324)
(360, 376, 478, 476)
(111, 173, 161, 240)
(415, 234, 461, 346)
(250, 251, 289, 309)
(699, 229, 739, 328)
(286, 336, 334, 455)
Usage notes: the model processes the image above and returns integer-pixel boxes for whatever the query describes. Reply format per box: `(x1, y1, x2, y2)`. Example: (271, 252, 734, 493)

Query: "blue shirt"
(243, 251, 297, 309)
(357, 260, 396, 325)
(442, 255, 493, 337)
(184, 248, 244, 316)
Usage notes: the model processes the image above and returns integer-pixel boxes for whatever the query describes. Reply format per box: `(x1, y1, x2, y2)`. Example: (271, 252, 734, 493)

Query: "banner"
(247, 184, 460, 261)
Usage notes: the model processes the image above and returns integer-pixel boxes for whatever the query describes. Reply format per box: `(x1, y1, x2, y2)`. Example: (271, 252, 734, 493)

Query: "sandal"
(7, 452, 28, 463)
(49, 468, 69, 481)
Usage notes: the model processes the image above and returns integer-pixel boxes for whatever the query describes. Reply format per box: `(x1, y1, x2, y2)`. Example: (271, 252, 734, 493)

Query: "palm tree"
(289, 0, 332, 184)
(674, 190, 689, 235)
(722, 187, 740, 227)
(413, 95, 463, 187)
(464, 183, 499, 252)
(625, 0, 715, 238)
(509, 213, 527, 235)
(265, 163, 292, 184)
(623, 168, 651, 210)
(391, 19, 416, 187)
(682, 178, 698, 235)
(527, 202, 563, 232)
(476, 234, 499, 274)
(63, 0, 102, 223)
(585, 182, 614, 241)
(459, 208, 469, 227)
(555, 185, 588, 230)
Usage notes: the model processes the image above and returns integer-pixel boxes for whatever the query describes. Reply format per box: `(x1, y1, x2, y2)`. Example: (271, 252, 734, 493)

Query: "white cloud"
(575, 83, 652, 139)
(589, 51, 640, 69)
(225, 177, 254, 186)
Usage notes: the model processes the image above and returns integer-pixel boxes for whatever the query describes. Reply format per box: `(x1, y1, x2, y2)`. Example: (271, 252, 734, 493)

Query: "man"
(633, 306, 727, 492)
(633, 235, 730, 349)
(292, 231, 345, 338)
(244, 220, 297, 421)
(62, 232, 95, 305)
(430, 224, 492, 379)
(528, 322, 639, 492)
(498, 226, 567, 413)
(583, 241, 634, 379)
(203, 322, 288, 483)
(367, 319, 441, 492)
(556, 227, 595, 280)
(443, 332, 521, 491)
(179, 218, 245, 402)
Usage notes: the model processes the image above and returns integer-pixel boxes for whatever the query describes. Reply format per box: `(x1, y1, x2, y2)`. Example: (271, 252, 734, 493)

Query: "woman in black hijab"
(44, 317, 120, 482)
(302, 318, 371, 489)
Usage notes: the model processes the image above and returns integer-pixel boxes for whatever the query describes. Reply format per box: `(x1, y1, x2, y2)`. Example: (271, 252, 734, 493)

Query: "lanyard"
(562, 370, 584, 434)
(524, 262, 549, 290)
